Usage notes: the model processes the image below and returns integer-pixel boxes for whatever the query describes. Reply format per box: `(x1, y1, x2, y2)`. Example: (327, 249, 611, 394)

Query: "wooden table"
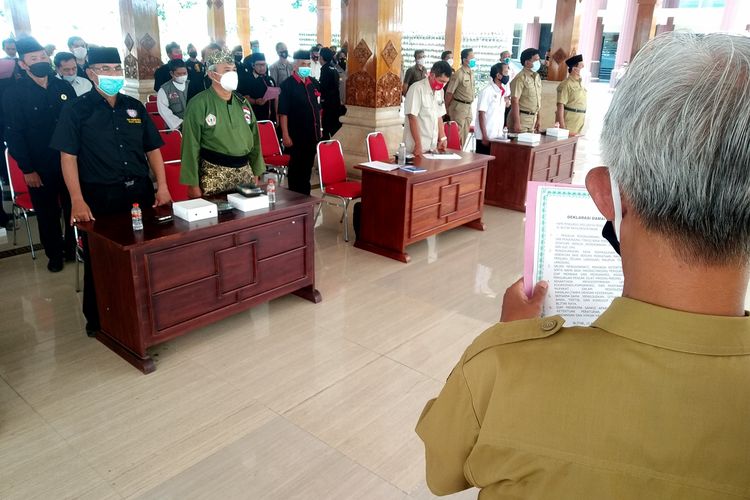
(80, 189, 321, 374)
(484, 135, 579, 211)
(354, 151, 493, 263)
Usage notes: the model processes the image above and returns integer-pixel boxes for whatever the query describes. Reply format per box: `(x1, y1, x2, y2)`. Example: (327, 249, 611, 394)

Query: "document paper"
(523, 182, 623, 326)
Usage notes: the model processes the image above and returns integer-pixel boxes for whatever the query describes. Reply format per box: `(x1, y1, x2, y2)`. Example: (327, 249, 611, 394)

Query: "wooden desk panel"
(354, 151, 493, 263)
(81, 189, 321, 374)
(485, 135, 579, 211)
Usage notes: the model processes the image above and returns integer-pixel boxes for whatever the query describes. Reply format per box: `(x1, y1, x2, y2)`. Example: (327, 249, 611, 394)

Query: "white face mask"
(446, 58, 454, 66)
(72, 47, 87, 60)
(214, 71, 238, 91)
(416, 58, 426, 67)
(61, 74, 76, 83)
(609, 171, 623, 241)
(174, 75, 187, 84)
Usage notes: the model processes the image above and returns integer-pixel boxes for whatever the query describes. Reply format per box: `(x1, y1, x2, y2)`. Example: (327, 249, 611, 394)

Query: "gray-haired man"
(417, 32, 750, 497)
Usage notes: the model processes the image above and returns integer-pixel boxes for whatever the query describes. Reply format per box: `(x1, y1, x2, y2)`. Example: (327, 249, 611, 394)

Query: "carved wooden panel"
(352, 38, 373, 66)
(381, 40, 397, 68)
(375, 72, 401, 107)
(346, 70, 376, 107)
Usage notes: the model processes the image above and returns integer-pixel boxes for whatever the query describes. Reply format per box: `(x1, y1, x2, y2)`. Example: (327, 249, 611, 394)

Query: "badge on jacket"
(206, 114, 216, 126)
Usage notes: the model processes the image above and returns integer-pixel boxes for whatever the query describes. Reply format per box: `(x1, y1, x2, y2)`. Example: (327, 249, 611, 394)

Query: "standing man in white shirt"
(67, 36, 88, 78)
(156, 59, 189, 131)
(475, 62, 510, 155)
(310, 46, 322, 80)
(54, 52, 92, 96)
(403, 61, 453, 156)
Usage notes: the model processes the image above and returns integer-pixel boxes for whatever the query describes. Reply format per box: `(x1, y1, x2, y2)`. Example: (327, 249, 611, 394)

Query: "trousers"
(287, 142, 317, 196)
(27, 169, 75, 261)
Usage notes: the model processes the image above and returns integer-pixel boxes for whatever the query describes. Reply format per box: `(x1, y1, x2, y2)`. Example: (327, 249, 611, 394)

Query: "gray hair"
(601, 32, 750, 265)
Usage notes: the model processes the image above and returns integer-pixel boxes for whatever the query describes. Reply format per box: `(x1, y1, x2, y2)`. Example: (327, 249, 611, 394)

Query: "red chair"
(316, 140, 361, 242)
(164, 160, 189, 202)
(5, 150, 36, 259)
(257, 120, 290, 185)
(147, 94, 157, 102)
(145, 100, 158, 113)
(149, 113, 168, 131)
(159, 130, 182, 163)
(444, 121, 461, 150)
(366, 131, 390, 162)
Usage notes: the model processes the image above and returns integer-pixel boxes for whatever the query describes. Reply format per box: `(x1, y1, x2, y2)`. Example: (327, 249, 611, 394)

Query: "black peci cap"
(293, 50, 310, 60)
(87, 47, 121, 65)
(15, 36, 44, 57)
(565, 54, 583, 68)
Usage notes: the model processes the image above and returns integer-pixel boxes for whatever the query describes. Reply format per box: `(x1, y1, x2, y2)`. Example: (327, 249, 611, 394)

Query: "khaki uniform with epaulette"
(510, 67, 542, 132)
(557, 76, 587, 134)
(416, 297, 750, 499)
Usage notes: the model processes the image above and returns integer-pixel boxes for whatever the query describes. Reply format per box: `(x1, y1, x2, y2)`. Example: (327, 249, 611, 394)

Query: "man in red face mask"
(404, 61, 453, 156)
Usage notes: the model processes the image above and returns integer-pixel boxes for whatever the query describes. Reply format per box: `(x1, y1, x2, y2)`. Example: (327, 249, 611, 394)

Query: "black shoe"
(47, 258, 64, 272)
(85, 323, 99, 337)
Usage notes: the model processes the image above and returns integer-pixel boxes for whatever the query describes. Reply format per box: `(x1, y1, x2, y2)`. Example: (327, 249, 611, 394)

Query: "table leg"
(354, 239, 411, 263)
(96, 330, 156, 374)
(293, 285, 322, 303)
(464, 218, 486, 231)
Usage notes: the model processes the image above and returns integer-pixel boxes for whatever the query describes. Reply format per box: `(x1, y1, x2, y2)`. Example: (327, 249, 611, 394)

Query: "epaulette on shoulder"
(464, 316, 565, 362)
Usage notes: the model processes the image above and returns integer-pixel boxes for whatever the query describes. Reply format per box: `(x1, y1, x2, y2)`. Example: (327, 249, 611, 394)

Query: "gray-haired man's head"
(600, 32, 750, 265)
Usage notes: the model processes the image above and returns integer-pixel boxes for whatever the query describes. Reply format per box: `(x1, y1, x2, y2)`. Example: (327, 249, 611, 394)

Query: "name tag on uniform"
(127, 118, 142, 124)
(206, 114, 216, 126)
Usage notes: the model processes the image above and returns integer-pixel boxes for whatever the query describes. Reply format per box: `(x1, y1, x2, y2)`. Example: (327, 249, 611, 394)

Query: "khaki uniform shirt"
(446, 66, 475, 103)
(403, 64, 427, 90)
(416, 297, 750, 499)
(557, 75, 587, 110)
(510, 67, 542, 114)
(403, 77, 446, 154)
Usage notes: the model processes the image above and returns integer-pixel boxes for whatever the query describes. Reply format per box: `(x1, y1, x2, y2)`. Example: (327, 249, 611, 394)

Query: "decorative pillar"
(207, 0, 226, 44)
(577, 0, 602, 84)
(590, 16, 604, 79)
(613, 0, 637, 70)
(120, 0, 162, 102)
(4, 0, 31, 37)
(445, 0, 464, 70)
(630, 0, 657, 61)
(237, 0, 250, 54)
(318, 0, 332, 46)
(340, 0, 351, 48)
(337, 0, 403, 175)
(524, 17, 541, 50)
(548, 0, 583, 82)
(655, 16, 674, 36)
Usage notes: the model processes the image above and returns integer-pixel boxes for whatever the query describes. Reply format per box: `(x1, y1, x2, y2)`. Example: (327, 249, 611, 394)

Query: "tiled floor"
(0, 85, 615, 499)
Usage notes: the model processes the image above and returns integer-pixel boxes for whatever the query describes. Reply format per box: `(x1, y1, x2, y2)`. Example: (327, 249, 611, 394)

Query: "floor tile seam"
(278, 413, 413, 496)
(278, 354, 385, 416)
(376, 310, 462, 358)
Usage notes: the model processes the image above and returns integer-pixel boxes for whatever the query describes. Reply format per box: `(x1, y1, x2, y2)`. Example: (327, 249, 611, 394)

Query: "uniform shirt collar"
(592, 297, 750, 356)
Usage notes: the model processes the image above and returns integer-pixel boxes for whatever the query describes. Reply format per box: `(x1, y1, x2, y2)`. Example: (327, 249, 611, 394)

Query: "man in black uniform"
(185, 43, 206, 100)
(50, 47, 172, 337)
(279, 50, 321, 196)
(318, 47, 343, 139)
(240, 53, 277, 123)
(3, 37, 77, 272)
(153, 41, 182, 92)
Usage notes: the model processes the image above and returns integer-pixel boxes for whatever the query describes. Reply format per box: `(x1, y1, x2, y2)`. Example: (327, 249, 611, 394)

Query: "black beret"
(565, 54, 583, 68)
(15, 37, 44, 57)
(87, 47, 121, 65)
(293, 50, 310, 61)
(249, 52, 266, 64)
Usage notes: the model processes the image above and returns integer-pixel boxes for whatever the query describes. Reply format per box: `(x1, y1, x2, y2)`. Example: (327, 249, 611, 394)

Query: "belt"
(519, 109, 537, 115)
(454, 98, 473, 105)
(564, 106, 587, 114)
(200, 148, 248, 168)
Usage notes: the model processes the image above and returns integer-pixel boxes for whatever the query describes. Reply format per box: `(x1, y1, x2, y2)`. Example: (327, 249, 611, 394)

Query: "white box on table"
(227, 193, 270, 212)
(546, 127, 570, 139)
(517, 132, 542, 144)
(172, 199, 218, 222)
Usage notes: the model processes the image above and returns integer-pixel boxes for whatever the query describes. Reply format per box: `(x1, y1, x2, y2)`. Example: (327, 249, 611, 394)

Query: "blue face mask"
(298, 66, 311, 78)
(96, 75, 124, 96)
(468, 59, 476, 69)
(504, 57, 511, 64)
(532, 60, 541, 72)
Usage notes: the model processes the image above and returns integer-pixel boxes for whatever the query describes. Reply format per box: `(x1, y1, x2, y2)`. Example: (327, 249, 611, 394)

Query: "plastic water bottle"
(502, 126, 508, 140)
(267, 179, 276, 205)
(131, 203, 143, 231)
(398, 142, 406, 166)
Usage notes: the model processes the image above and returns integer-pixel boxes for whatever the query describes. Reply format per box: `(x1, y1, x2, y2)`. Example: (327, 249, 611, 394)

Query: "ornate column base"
(122, 78, 156, 103)
(334, 105, 403, 178)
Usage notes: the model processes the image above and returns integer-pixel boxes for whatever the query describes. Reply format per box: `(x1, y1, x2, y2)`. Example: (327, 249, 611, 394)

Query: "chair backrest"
(159, 130, 182, 163)
(145, 100, 158, 113)
(445, 121, 461, 150)
(316, 140, 347, 189)
(147, 94, 157, 102)
(257, 120, 282, 157)
(366, 132, 390, 162)
(164, 161, 189, 202)
(149, 113, 168, 131)
(5, 150, 27, 199)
